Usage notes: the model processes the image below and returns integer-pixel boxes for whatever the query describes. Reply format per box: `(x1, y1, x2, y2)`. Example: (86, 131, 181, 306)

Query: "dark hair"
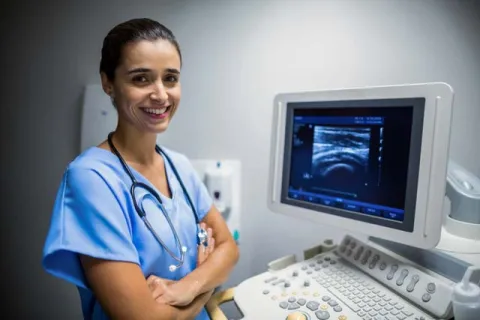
(99, 18, 182, 80)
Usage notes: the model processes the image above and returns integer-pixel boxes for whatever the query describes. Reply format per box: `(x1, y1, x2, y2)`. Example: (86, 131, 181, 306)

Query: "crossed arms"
(80, 207, 239, 320)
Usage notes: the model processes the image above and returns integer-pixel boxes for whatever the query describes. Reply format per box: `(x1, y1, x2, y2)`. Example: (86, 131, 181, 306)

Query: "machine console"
(335, 235, 454, 318)
(226, 83, 457, 320)
(233, 235, 454, 320)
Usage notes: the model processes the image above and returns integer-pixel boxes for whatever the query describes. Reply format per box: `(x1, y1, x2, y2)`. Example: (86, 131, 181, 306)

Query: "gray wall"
(1, 0, 479, 318)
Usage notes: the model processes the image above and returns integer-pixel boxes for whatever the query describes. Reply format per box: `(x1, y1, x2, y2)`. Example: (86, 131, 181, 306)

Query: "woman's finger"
(151, 279, 169, 300)
(207, 227, 213, 244)
(146, 275, 160, 290)
(197, 243, 207, 265)
(147, 276, 175, 293)
(208, 238, 215, 254)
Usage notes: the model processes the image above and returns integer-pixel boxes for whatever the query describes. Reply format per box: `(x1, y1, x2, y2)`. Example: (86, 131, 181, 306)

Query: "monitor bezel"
(267, 82, 454, 249)
(281, 98, 425, 232)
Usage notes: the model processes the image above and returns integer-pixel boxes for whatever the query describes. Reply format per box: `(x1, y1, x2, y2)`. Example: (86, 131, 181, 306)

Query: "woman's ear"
(100, 72, 114, 98)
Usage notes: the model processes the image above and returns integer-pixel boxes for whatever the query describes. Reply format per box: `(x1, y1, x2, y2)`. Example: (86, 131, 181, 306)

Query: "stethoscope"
(107, 132, 208, 272)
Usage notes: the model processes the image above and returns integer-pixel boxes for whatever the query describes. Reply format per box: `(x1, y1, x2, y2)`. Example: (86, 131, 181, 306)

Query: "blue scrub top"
(42, 146, 213, 320)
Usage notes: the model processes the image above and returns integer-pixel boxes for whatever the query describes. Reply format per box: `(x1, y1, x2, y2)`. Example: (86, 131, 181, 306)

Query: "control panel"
(231, 235, 454, 320)
(336, 235, 454, 318)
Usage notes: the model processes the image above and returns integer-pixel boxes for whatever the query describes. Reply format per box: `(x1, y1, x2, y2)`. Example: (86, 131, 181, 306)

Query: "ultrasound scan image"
(312, 126, 371, 184)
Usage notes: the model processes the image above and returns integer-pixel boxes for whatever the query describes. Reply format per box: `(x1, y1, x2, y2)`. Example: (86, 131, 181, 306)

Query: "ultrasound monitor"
(267, 82, 454, 249)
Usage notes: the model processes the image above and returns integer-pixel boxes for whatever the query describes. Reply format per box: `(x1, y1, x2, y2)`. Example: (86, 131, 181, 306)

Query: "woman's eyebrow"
(127, 67, 151, 74)
(165, 68, 180, 74)
(127, 68, 180, 74)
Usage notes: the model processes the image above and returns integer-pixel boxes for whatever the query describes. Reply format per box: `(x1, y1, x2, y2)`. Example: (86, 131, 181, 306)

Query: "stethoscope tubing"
(107, 132, 201, 270)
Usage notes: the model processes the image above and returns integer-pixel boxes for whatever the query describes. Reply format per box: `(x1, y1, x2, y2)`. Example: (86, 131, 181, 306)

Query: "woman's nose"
(150, 82, 169, 102)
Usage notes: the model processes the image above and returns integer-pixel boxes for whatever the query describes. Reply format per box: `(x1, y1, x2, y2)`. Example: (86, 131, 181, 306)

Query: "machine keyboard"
(314, 262, 418, 320)
(264, 253, 433, 320)
(232, 235, 452, 319)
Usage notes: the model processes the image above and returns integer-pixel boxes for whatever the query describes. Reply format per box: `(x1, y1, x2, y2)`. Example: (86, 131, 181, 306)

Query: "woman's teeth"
(144, 107, 168, 115)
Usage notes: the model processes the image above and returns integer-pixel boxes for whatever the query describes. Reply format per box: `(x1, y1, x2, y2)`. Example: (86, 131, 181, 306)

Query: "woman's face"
(102, 38, 182, 134)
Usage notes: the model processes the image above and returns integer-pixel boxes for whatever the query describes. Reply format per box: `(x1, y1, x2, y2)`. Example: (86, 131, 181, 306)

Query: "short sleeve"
(42, 166, 140, 289)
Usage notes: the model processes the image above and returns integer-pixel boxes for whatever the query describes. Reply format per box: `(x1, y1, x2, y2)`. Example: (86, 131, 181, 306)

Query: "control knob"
(286, 311, 309, 320)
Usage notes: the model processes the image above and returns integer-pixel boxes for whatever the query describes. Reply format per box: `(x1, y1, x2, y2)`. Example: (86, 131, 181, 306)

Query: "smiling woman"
(100, 21, 182, 135)
(42, 18, 239, 320)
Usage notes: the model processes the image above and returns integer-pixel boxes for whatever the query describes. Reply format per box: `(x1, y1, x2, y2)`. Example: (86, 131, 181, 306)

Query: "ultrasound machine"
(205, 82, 480, 320)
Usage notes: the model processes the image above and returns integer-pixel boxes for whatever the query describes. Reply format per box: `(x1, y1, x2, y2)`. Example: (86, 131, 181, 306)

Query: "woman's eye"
(165, 75, 178, 83)
(133, 75, 148, 83)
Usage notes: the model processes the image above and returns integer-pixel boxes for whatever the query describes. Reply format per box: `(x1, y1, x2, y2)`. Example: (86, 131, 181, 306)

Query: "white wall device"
(80, 84, 117, 152)
(191, 160, 241, 244)
(204, 162, 233, 214)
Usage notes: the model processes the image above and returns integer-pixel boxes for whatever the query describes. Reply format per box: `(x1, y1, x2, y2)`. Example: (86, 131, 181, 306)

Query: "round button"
(422, 293, 431, 302)
(427, 282, 436, 293)
(463, 180, 473, 190)
(286, 311, 308, 320)
(328, 300, 338, 307)
(316, 311, 330, 320)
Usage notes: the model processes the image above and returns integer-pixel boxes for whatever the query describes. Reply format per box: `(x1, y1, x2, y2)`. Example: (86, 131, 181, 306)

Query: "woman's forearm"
(175, 290, 214, 320)
(181, 240, 239, 295)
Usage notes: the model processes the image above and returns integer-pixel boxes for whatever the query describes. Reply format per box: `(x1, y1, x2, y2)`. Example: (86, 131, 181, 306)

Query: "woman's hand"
(197, 223, 214, 267)
(147, 223, 216, 306)
(146, 276, 176, 301)
(156, 225, 216, 306)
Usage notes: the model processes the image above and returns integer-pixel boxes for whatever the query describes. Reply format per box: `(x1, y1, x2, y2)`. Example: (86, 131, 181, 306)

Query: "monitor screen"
(281, 98, 425, 232)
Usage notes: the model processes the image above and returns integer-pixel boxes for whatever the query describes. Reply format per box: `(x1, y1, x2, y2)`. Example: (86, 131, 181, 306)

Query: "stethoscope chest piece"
(197, 227, 208, 247)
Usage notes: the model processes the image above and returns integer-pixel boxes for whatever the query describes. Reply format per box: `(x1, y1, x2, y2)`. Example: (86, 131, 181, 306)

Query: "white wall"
(155, 0, 480, 277)
(2, 0, 479, 318)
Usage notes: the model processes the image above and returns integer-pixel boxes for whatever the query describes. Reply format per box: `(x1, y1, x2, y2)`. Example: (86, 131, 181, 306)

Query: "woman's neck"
(110, 123, 159, 166)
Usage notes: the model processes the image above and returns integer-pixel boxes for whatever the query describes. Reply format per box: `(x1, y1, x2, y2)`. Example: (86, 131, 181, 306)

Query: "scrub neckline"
(89, 146, 177, 204)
